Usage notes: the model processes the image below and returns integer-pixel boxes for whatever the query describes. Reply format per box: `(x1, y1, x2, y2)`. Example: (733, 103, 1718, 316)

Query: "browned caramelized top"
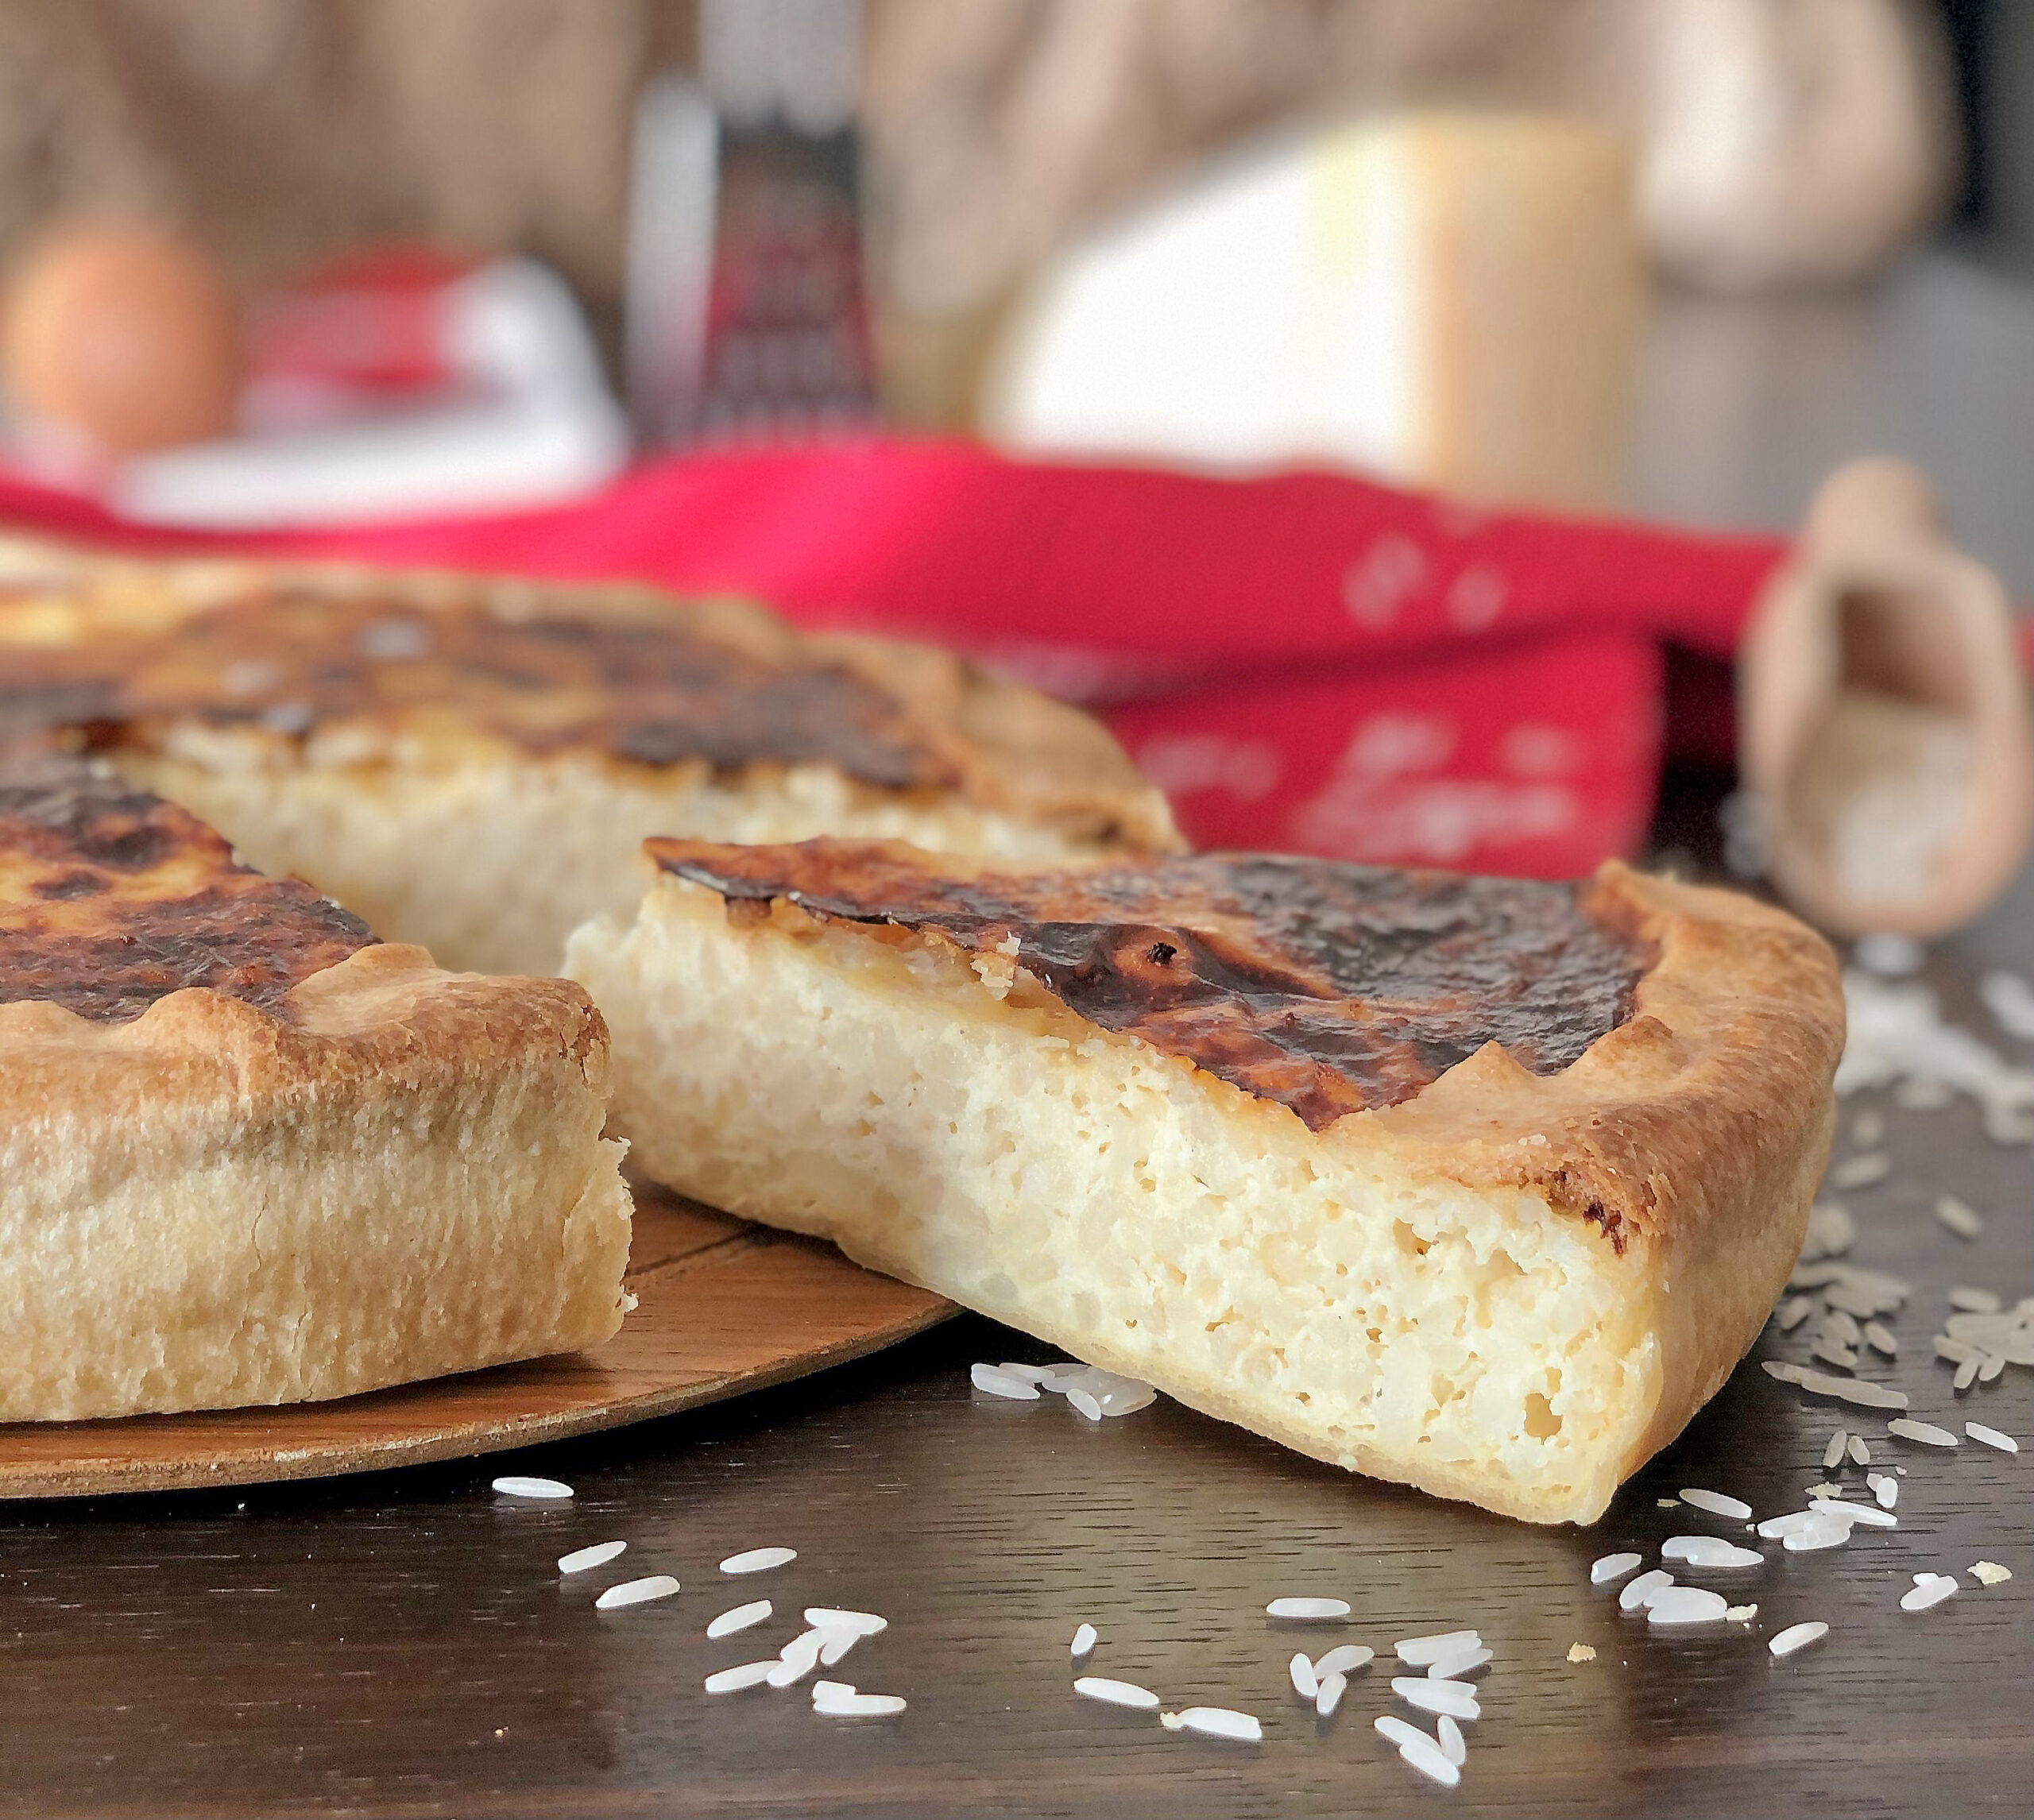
(652, 839, 1649, 1130)
(0, 756, 374, 1023)
(0, 585, 961, 790)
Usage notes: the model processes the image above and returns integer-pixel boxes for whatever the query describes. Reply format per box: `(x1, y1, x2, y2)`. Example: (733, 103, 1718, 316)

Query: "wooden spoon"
(1739, 457, 2034, 938)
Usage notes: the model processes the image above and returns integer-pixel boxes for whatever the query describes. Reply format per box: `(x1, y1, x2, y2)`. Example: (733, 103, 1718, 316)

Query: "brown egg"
(2, 222, 242, 454)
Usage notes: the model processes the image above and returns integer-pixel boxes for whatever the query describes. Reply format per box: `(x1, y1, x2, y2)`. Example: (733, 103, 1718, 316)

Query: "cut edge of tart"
(0, 534, 1182, 978)
(565, 837, 1843, 1523)
(0, 752, 632, 1423)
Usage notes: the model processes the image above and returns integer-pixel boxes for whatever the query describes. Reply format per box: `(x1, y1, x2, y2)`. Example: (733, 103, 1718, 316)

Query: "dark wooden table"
(3, 258, 2031, 1819)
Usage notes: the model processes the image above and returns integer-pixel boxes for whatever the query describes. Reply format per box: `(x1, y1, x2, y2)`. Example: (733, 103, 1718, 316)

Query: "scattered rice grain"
(1966, 1421, 2018, 1451)
(1393, 1676, 1479, 1720)
(1170, 1706, 1262, 1742)
(1646, 1587, 1730, 1626)
(1900, 1576, 1959, 1612)
(1437, 1713, 1467, 1767)
(703, 1661, 775, 1694)
(706, 1599, 771, 1639)
(1888, 1418, 1959, 1447)
(1591, 1551, 1642, 1586)
(1267, 1596, 1350, 1621)
(558, 1540, 625, 1575)
(1427, 1645, 1493, 1680)
(1074, 1676, 1160, 1711)
(1315, 1671, 1348, 1717)
(1071, 1622, 1097, 1659)
(720, 1546, 797, 1575)
(1313, 1644, 1374, 1678)
(971, 1362, 1042, 1401)
(1935, 1196, 1985, 1238)
(1395, 1629, 1480, 1663)
(805, 1608, 887, 1636)
(1679, 1488, 1753, 1519)
(1398, 1733, 1462, 1788)
(595, 1575, 680, 1610)
(1619, 1570, 1674, 1611)
(812, 1689, 907, 1718)
(1769, 1621, 1828, 1658)
(492, 1475, 572, 1500)
(1289, 1652, 1318, 1699)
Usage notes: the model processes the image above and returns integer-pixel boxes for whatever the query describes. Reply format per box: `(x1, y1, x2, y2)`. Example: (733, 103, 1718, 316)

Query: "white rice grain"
(1823, 1430, 1848, 1470)
(1783, 1516, 1854, 1554)
(703, 1661, 776, 1694)
(1776, 1296, 1816, 1331)
(1646, 1587, 1730, 1626)
(817, 1628, 861, 1667)
(720, 1546, 797, 1575)
(1268, 1597, 1351, 1621)
(1426, 1645, 1494, 1680)
(1289, 1652, 1318, 1699)
(1374, 1714, 1433, 1752)
(1810, 1497, 1897, 1529)
(1619, 1570, 1675, 1611)
(1394, 1629, 1480, 1663)
(595, 1575, 680, 1610)
(1966, 1420, 2019, 1452)
(804, 1607, 887, 1636)
(492, 1475, 572, 1500)
(768, 1630, 826, 1687)
(1662, 1536, 1764, 1567)
(1399, 1734, 1462, 1788)
(1831, 1153, 1890, 1189)
(1393, 1676, 1479, 1720)
(1678, 1488, 1753, 1520)
(1864, 1322, 1899, 1356)
(1437, 1713, 1467, 1767)
(1074, 1676, 1160, 1711)
(812, 1689, 907, 1718)
(971, 1362, 1042, 1401)
(1935, 1196, 1985, 1239)
(1887, 1418, 1959, 1447)
(706, 1599, 771, 1639)
(1847, 1434, 1872, 1466)
(1768, 1621, 1828, 1659)
(1071, 1622, 1097, 1659)
(1066, 1387, 1104, 1422)
(1591, 1552, 1642, 1586)
(1315, 1670, 1347, 1717)
(1170, 1706, 1262, 1742)
(1870, 1473, 1899, 1509)
(558, 1540, 626, 1575)
(1313, 1644, 1374, 1678)
(1900, 1576, 1959, 1613)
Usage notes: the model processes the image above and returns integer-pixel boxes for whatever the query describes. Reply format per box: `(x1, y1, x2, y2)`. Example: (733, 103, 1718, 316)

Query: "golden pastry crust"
(577, 839, 1843, 1521)
(0, 752, 632, 1423)
(0, 534, 1181, 855)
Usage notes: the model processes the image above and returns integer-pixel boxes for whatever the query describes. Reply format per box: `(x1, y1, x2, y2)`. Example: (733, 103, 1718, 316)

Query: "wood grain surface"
(0, 269, 2028, 1819)
(0, 1188, 952, 1499)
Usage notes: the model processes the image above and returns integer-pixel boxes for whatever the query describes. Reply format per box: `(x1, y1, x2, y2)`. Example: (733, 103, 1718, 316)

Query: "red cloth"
(0, 438, 1788, 877)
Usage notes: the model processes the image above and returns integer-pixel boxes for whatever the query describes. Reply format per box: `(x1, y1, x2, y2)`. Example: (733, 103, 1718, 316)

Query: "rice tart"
(566, 837, 1843, 1524)
(0, 535, 1181, 979)
(0, 754, 631, 1422)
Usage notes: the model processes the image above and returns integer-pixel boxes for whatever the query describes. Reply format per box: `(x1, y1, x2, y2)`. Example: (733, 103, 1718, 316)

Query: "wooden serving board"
(0, 1182, 952, 1500)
